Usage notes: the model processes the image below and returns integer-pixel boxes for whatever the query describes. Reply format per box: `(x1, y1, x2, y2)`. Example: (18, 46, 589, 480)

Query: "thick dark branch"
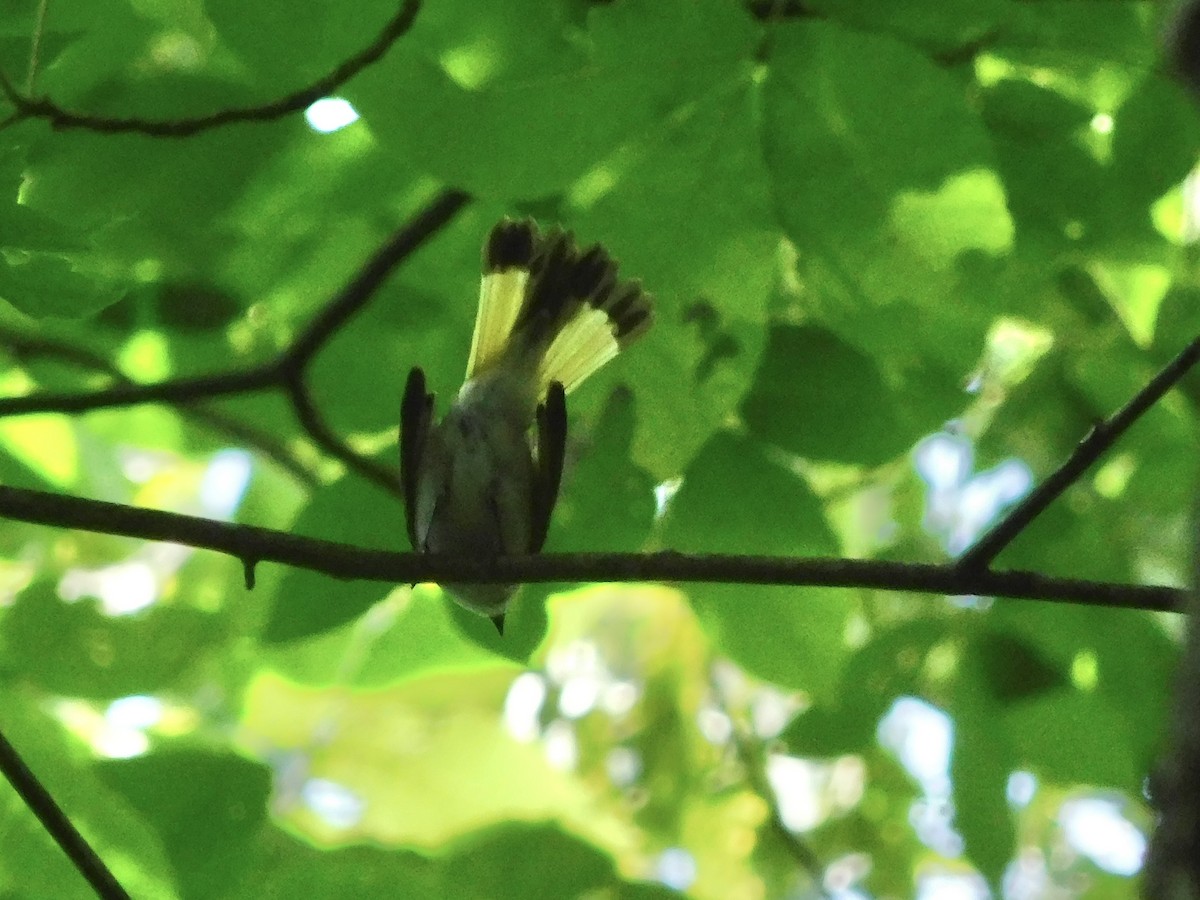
(959, 333, 1200, 570)
(0, 0, 419, 137)
(0, 729, 130, 900)
(0, 485, 1184, 611)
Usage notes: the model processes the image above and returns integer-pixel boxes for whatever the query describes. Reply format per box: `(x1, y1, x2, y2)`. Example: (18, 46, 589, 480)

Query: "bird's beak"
(490, 614, 506, 635)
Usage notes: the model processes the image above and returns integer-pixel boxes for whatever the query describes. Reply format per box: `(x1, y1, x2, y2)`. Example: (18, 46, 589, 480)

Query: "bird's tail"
(466, 218, 653, 395)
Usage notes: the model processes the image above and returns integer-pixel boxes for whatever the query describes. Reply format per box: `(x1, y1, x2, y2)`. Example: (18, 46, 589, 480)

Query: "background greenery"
(0, 0, 1196, 897)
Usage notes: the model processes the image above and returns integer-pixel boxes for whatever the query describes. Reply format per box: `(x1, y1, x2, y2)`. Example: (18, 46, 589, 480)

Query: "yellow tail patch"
(465, 268, 528, 380)
(539, 307, 621, 395)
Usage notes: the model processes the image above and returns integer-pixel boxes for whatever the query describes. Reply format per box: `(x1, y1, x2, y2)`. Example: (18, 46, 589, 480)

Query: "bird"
(400, 217, 653, 634)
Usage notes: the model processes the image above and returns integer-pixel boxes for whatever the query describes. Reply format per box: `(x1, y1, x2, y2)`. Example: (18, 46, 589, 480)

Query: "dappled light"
(0, 1, 1196, 897)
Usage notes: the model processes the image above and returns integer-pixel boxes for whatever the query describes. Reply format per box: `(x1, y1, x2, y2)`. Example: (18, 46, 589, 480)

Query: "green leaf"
(950, 703, 1016, 889)
(549, 386, 656, 553)
(741, 324, 911, 465)
(263, 472, 399, 643)
(991, 602, 1178, 773)
(230, 821, 683, 900)
(980, 78, 1096, 139)
(1110, 73, 1200, 205)
(803, 0, 1010, 54)
(0, 692, 179, 900)
(205, 0, 398, 89)
(782, 618, 949, 755)
(763, 21, 1011, 374)
(349, 0, 756, 199)
(575, 76, 775, 476)
(974, 631, 1067, 703)
(1004, 690, 1140, 791)
(0, 251, 124, 319)
(661, 430, 851, 693)
(950, 646, 1024, 888)
(94, 747, 270, 900)
(0, 582, 227, 699)
(22, 77, 286, 271)
(265, 584, 505, 687)
(153, 282, 243, 333)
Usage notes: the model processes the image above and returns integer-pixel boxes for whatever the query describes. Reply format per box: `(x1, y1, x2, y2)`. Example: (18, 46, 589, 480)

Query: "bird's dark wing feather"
(400, 367, 434, 551)
(531, 381, 567, 553)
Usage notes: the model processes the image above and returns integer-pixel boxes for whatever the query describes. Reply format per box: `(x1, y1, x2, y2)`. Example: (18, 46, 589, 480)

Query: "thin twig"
(283, 370, 399, 492)
(0, 484, 1185, 611)
(0, 728, 130, 900)
(0, 0, 419, 137)
(710, 671, 828, 894)
(0, 190, 471, 495)
(0, 364, 279, 416)
(282, 189, 470, 367)
(959, 333, 1200, 570)
(0, 327, 319, 486)
(25, 0, 50, 94)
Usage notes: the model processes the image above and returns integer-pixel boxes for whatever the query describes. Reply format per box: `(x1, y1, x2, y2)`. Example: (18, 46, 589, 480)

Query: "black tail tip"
(485, 218, 537, 272)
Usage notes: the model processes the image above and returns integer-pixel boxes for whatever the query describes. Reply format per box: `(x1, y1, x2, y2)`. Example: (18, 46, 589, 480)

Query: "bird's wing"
(400, 366, 435, 551)
(530, 380, 567, 553)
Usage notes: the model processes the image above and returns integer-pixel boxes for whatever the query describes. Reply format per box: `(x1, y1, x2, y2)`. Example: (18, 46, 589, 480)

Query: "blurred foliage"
(0, 0, 1196, 897)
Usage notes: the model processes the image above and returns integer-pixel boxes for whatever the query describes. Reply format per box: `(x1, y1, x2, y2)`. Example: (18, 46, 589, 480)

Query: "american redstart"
(400, 218, 653, 633)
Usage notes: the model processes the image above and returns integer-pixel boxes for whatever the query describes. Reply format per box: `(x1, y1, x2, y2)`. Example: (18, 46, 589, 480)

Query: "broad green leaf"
(549, 386, 656, 554)
(661, 430, 850, 694)
(0, 251, 124, 319)
(991, 602, 1178, 774)
(263, 471, 400, 643)
(205, 0, 398, 89)
(991, 1, 1155, 98)
(1111, 73, 1200, 208)
(94, 747, 270, 900)
(951, 646, 1023, 889)
(349, 0, 756, 199)
(229, 821, 683, 900)
(803, 0, 1011, 54)
(1004, 690, 1140, 792)
(741, 324, 910, 465)
(950, 702, 1016, 889)
(21, 78, 286, 271)
(266, 584, 503, 687)
(782, 618, 949, 756)
(0, 582, 227, 699)
(974, 631, 1066, 703)
(979, 78, 1096, 139)
(575, 78, 775, 476)
(0, 692, 179, 900)
(763, 20, 1012, 374)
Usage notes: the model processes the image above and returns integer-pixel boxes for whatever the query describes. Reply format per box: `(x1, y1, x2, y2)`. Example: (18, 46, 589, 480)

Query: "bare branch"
(0, 729, 130, 900)
(283, 370, 400, 492)
(0, 484, 1185, 611)
(959, 333, 1200, 570)
(0, 0, 420, 137)
(0, 364, 279, 416)
(0, 325, 319, 486)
